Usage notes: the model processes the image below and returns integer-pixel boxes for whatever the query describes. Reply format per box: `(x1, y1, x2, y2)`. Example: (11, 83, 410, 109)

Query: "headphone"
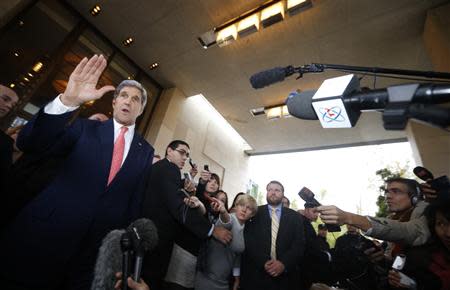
(409, 180, 421, 206)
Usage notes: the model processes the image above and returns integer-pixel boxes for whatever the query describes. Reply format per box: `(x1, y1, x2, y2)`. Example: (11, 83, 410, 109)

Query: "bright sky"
(248, 142, 416, 216)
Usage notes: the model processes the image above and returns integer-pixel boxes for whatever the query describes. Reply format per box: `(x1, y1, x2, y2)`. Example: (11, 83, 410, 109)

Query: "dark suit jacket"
(0, 110, 153, 288)
(141, 158, 212, 290)
(0, 130, 13, 188)
(241, 204, 305, 290)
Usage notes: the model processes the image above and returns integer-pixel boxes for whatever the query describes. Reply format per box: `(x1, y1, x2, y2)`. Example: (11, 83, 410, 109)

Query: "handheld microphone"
(91, 219, 158, 290)
(121, 232, 133, 290)
(250, 66, 296, 89)
(127, 218, 158, 282)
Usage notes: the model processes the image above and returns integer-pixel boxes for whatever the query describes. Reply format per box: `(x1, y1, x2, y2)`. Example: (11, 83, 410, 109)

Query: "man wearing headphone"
(317, 177, 430, 249)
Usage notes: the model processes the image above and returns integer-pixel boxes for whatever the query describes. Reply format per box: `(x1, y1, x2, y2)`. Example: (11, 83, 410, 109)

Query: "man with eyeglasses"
(141, 140, 232, 290)
(317, 177, 431, 249)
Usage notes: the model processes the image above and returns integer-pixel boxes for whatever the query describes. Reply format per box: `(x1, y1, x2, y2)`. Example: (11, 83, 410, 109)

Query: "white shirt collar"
(112, 118, 135, 136)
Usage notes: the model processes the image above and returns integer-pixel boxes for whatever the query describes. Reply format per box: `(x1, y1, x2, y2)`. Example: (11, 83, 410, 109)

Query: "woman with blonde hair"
(194, 194, 258, 290)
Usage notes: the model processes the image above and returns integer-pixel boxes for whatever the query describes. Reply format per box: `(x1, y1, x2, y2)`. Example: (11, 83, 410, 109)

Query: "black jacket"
(141, 158, 212, 290)
(241, 205, 305, 290)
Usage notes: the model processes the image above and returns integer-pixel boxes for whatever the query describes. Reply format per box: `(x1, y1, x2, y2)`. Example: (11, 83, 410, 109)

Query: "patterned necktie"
(270, 207, 279, 260)
(107, 126, 128, 185)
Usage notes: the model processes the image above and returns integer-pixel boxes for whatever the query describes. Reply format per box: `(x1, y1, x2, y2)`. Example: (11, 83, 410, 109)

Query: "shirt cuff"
(207, 224, 214, 237)
(233, 267, 240, 277)
(44, 94, 79, 115)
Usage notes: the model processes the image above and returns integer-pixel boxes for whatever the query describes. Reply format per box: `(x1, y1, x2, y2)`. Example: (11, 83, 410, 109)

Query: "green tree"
(374, 162, 412, 217)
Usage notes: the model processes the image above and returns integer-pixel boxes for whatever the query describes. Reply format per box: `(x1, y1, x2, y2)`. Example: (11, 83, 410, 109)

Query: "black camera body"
(413, 166, 450, 198)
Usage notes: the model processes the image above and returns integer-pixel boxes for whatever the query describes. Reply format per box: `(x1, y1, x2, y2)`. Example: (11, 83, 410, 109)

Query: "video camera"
(413, 166, 450, 199)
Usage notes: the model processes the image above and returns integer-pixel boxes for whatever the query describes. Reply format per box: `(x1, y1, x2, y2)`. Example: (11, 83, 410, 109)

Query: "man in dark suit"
(0, 84, 19, 186)
(241, 180, 305, 290)
(141, 140, 232, 290)
(0, 55, 154, 290)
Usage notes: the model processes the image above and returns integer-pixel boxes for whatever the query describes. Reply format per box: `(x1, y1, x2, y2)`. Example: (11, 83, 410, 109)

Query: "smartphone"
(183, 172, 192, 182)
(189, 158, 195, 168)
(204, 165, 209, 171)
(392, 255, 406, 270)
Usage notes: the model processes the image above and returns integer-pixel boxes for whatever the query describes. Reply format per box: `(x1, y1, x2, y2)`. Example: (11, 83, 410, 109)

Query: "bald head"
(0, 85, 19, 118)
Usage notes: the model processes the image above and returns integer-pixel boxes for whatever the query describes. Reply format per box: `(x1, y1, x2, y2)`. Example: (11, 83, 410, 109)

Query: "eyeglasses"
(174, 149, 190, 158)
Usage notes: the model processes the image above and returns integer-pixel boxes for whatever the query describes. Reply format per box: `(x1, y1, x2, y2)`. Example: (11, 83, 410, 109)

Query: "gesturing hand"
(316, 205, 348, 225)
(61, 55, 115, 107)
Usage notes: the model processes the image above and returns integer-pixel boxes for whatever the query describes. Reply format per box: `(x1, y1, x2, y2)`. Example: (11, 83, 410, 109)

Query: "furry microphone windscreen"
(91, 229, 125, 290)
(127, 218, 158, 252)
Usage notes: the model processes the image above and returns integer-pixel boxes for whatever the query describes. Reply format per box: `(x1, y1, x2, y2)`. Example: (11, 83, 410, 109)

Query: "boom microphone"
(250, 66, 296, 89)
(286, 74, 450, 129)
(286, 90, 318, 120)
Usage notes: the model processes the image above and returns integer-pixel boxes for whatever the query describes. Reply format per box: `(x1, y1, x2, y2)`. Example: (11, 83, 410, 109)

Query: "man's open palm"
(61, 54, 115, 107)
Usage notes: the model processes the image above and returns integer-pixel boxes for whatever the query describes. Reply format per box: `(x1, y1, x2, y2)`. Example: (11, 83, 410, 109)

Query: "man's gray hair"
(113, 80, 148, 107)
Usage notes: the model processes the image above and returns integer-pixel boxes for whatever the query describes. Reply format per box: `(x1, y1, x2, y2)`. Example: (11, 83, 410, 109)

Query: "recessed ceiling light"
(18, 20, 24, 26)
(90, 5, 101, 16)
(32, 62, 44, 72)
(149, 62, 159, 70)
(123, 37, 134, 46)
(250, 107, 265, 116)
(10, 83, 15, 88)
(14, 52, 19, 57)
(23, 77, 30, 82)
(27, 72, 33, 77)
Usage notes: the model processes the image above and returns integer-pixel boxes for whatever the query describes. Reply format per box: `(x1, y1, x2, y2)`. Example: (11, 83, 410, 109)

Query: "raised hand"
(61, 55, 115, 107)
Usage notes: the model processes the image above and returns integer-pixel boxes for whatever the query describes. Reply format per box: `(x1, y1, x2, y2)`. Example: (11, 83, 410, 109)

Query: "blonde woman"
(194, 194, 258, 290)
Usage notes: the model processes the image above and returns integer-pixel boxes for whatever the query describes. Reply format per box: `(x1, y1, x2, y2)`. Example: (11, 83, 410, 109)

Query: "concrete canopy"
(65, 0, 448, 154)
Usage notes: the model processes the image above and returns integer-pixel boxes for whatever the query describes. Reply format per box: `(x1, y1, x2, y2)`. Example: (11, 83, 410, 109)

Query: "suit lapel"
(261, 205, 272, 256)
(277, 207, 287, 244)
(98, 119, 114, 186)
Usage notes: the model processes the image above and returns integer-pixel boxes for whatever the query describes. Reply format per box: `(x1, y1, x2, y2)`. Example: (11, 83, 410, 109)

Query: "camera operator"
(318, 178, 431, 250)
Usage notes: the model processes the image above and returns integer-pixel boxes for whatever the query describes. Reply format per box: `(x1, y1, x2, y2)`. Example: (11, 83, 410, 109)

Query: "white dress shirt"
(44, 95, 135, 166)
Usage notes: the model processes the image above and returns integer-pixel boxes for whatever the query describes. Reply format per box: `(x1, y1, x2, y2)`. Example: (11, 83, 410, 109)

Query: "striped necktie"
(270, 207, 279, 259)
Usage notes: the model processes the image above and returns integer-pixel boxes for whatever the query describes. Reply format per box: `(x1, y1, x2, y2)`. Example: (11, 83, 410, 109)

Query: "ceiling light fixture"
(32, 62, 43, 72)
(199, 0, 312, 49)
(14, 52, 19, 57)
(216, 24, 238, 47)
(90, 5, 101, 16)
(10, 83, 15, 88)
(198, 30, 216, 49)
(251, 102, 291, 120)
(250, 107, 265, 116)
(261, 1, 285, 28)
(123, 37, 134, 47)
(237, 14, 260, 38)
(287, 0, 312, 16)
(149, 62, 159, 70)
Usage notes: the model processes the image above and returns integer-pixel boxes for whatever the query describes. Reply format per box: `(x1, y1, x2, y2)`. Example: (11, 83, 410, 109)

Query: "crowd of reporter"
(0, 55, 449, 290)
